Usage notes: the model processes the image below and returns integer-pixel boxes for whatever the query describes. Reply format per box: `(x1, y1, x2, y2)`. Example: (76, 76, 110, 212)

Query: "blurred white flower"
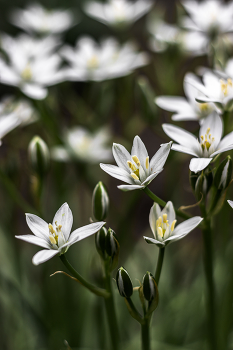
(163, 112, 233, 173)
(84, 0, 153, 27)
(0, 96, 38, 145)
(0, 34, 65, 100)
(52, 127, 112, 163)
(10, 3, 75, 34)
(156, 73, 214, 122)
(61, 36, 149, 82)
(148, 19, 208, 55)
(186, 71, 233, 113)
(15, 203, 105, 265)
(100, 135, 172, 191)
(144, 201, 203, 247)
(182, 1, 233, 39)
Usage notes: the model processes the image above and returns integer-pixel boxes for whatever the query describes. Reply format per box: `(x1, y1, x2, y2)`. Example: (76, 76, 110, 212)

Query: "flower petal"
(149, 203, 161, 237)
(216, 131, 233, 150)
(228, 200, 233, 209)
(189, 157, 212, 173)
(112, 143, 131, 172)
(161, 201, 176, 224)
(66, 221, 105, 247)
(166, 216, 203, 243)
(150, 142, 172, 172)
(15, 234, 51, 249)
(52, 203, 73, 241)
(155, 96, 191, 112)
(211, 144, 233, 157)
(131, 136, 148, 170)
(32, 249, 59, 265)
(26, 214, 49, 240)
(172, 144, 199, 157)
(172, 113, 199, 121)
(100, 163, 134, 184)
(117, 184, 144, 191)
(141, 169, 163, 186)
(21, 83, 48, 100)
(143, 236, 165, 248)
(199, 112, 222, 146)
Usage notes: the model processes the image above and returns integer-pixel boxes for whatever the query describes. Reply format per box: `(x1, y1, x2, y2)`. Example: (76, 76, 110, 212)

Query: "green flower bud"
(105, 228, 118, 257)
(189, 171, 199, 192)
(92, 181, 109, 221)
(95, 227, 107, 258)
(142, 272, 157, 301)
(116, 267, 133, 298)
(28, 136, 50, 177)
(214, 156, 232, 190)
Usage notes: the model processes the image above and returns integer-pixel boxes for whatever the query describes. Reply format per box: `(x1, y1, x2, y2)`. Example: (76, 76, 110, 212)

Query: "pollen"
(145, 156, 149, 170)
(220, 78, 233, 96)
(170, 220, 177, 232)
(49, 235, 57, 245)
(156, 213, 175, 239)
(131, 173, 139, 180)
(21, 64, 32, 81)
(132, 155, 140, 167)
(200, 127, 215, 152)
(49, 223, 55, 235)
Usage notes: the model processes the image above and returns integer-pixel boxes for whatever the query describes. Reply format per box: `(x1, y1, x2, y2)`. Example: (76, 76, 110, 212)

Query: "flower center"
(127, 155, 149, 181)
(87, 55, 99, 70)
(200, 127, 215, 151)
(48, 221, 64, 246)
(21, 64, 33, 81)
(220, 78, 232, 96)
(198, 102, 210, 113)
(156, 214, 176, 238)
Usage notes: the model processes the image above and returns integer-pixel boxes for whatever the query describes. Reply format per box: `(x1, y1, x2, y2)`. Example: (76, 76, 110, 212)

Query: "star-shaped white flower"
(100, 136, 172, 191)
(61, 36, 149, 82)
(10, 3, 75, 34)
(163, 112, 233, 173)
(144, 201, 203, 247)
(156, 73, 214, 122)
(15, 203, 105, 265)
(186, 71, 233, 113)
(84, 0, 153, 27)
(52, 127, 112, 163)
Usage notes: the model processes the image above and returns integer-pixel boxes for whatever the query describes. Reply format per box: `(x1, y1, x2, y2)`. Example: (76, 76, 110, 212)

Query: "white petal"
(150, 142, 172, 172)
(21, 83, 48, 100)
(65, 221, 105, 248)
(172, 113, 199, 121)
(117, 184, 144, 191)
(172, 144, 199, 157)
(216, 131, 233, 150)
(143, 236, 165, 248)
(210, 144, 233, 157)
(100, 163, 134, 184)
(131, 136, 148, 169)
(15, 234, 51, 249)
(189, 158, 212, 173)
(32, 249, 59, 265)
(26, 214, 49, 240)
(228, 200, 233, 209)
(199, 112, 222, 146)
(52, 203, 73, 241)
(162, 124, 201, 154)
(155, 96, 191, 112)
(167, 216, 203, 242)
(141, 169, 163, 186)
(112, 143, 131, 172)
(149, 203, 161, 237)
(161, 201, 176, 223)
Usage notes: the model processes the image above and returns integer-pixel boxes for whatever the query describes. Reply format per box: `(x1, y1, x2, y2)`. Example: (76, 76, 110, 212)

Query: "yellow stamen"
(158, 216, 162, 227)
(56, 225, 62, 232)
(48, 223, 55, 235)
(127, 161, 137, 172)
(132, 155, 140, 167)
(170, 220, 177, 232)
(49, 235, 56, 245)
(131, 173, 139, 181)
(157, 227, 163, 238)
(206, 127, 210, 134)
(21, 65, 32, 80)
(163, 214, 167, 222)
(145, 156, 149, 170)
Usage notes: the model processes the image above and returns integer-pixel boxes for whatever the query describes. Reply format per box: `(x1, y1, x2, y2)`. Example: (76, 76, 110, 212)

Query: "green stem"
(141, 317, 151, 350)
(59, 255, 109, 298)
(143, 187, 191, 220)
(201, 217, 218, 350)
(104, 264, 120, 350)
(154, 248, 165, 286)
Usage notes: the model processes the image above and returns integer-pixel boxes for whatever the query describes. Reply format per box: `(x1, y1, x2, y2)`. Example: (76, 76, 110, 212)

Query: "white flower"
(162, 112, 233, 173)
(10, 3, 75, 34)
(156, 73, 214, 122)
(84, 0, 153, 27)
(0, 34, 65, 100)
(182, 1, 233, 37)
(100, 136, 172, 191)
(186, 71, 233, 113)
(52, 127, 112, 163)
(61, 36, 149, 82)
(15, 203, 105, 265)
(144, 201, 203, 247)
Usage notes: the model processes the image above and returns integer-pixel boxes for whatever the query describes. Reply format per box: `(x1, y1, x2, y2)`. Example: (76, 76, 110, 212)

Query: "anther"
(132, 155, 140, 167)
(131, 173, 139, 181)
(145, 156, 149, 170)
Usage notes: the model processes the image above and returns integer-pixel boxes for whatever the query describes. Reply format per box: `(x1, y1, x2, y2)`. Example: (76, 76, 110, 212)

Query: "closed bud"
(189, 171, 198, 192)
(142, 272, 157, 301)
(92, 181, 109, 221)
(28, 136, 50, 177)
(214, 156, 232, 191)
(95, 227, 107, 258)
(116, 267, 133, 298)
(105, 228, 119, 257)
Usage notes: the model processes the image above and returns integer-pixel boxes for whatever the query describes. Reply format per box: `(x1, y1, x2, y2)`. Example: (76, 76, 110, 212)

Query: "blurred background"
(1, 0, 233, 349)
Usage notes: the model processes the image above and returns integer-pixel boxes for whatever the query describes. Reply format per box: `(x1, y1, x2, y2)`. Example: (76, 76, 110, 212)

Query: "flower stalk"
(154, 247, 165, 285)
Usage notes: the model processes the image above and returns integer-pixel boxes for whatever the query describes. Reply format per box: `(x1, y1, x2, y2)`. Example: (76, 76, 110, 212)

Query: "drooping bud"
(214, 156, 232, 191)
(116, 267, 133, 298)
(142, 272, 157, 302)
(92, 181, 109, 221)
(105, 228, 120, 270)
(28, 136, 50, 177)
(95, 227, 107, 258)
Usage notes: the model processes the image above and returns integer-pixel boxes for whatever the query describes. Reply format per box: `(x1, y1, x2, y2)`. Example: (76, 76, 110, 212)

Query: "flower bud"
(142, 272, 157, 301)
(194, 171, 213, 200)
(28, 136, 50, 177)
(116, 267, 133, 298)
(95, 227, 107, 258)
(105, 228, 119, 257)
(92, 181, 109, 221)
(214, 156, 232, 191)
